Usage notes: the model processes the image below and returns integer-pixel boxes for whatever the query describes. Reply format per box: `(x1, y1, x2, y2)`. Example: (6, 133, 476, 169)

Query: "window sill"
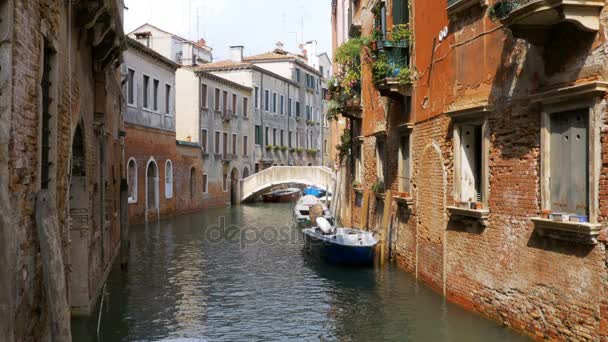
(447, 206, 490, 225)
(531, 218, 601, 244)
(128, 199, 137, 204)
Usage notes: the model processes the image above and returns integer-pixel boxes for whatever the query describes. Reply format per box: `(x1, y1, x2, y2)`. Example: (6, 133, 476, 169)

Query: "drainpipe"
(287, 85, 291, 166)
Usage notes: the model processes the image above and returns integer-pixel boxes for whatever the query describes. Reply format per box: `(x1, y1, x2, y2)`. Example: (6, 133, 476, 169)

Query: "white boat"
(294, 195, 333, 226)
(302, 217, 379, 265)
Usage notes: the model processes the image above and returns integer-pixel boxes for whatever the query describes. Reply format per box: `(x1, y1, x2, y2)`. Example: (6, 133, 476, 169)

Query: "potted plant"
(266, 145, 274, 151)
(391, 24, 412, 42)
(488, 0, 527, 21)
(352, 180, 363, 192)
(371, 180, 385, 195)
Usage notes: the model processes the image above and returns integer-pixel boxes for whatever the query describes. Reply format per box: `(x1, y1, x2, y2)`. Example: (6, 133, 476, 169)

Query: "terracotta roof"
(243, 51, 296, 61)
(197, 60, 253, 70)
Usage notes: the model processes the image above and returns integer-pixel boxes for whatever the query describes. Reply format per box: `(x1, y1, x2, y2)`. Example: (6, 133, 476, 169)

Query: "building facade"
(0, 0, 126, 340)
(332, 0, 608, 340)
(176, 67, 254, 207)
(128, 23, 213, 66)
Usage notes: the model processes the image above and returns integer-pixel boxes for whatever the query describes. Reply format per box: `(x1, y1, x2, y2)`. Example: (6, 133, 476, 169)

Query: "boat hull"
(303, 232, 375, 265)
(263, 189, 301, 203)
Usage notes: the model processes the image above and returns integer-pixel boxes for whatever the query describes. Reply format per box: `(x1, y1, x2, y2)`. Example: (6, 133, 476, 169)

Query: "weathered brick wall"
(7, 0, 125, 339)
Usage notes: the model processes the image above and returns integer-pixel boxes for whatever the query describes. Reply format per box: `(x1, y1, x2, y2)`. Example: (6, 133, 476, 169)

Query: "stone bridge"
(241, 166, 335, 202)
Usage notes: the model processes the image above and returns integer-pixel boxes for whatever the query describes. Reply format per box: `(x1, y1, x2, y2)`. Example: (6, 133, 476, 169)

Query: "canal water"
(72, 203, 527, 341)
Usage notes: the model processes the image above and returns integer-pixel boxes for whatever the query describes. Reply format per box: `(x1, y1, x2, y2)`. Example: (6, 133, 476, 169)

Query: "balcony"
(222, 110, 234, 121)
(447, 0, 486, 15)
(74, 0, 126, 70)
(222, 154, 236, 163)
(492, 0, 603, 45)
(372, 41, 412, 98)
(343, 98, 362, 120)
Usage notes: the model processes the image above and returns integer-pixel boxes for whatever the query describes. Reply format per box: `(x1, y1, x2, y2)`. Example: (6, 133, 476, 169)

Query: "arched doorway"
(69, 124, 90, 311)
(230, 168, 240, 205)
(146, 159, 158, 210)
(243, 167, 250, 179)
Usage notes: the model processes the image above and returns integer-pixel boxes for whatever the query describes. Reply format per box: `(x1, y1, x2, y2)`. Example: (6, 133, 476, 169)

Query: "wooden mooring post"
(380, 190, 392, 266)
(35, 191, 72, 342)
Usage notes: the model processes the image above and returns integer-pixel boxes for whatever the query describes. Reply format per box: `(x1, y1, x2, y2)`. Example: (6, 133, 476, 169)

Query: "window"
(190, 168, 195, 198)
(232, 94, 237, 115)
(41, 42, 55, 190)
(295, 68, 301, 82)
(232, 133, 237, 155)
(223, 173, 228, 192)
(255, 86, 260, 108)
(280, 95, 285, 115)
(243, 97, 249, 117)
(265, 127, 269, 146)
(165, 84, 171, 115)
(214, 88, 221, 111)
(223, 91, 228, 114)
(201, 83, 208, 108)
(399, 134, 411, 193)
(456, 124, 483, 203)
(255, 125, 262, 145)
(376, 140, 385, 182)
(214, 131, 221, 154)
(223, 132, 228, 157)
(127, 68, 135, 105)
(280, 130, 284, 146)
(272, 92, 277, 113)
(165, 160, 173, 199)
(203, 174, 208, 193)
(354, 144, 362, 182)
(273, 128, 277, 145)
(306, 105, 311, 121)
(153, 79, 159, 111)
(243, 136, 248, 156)
(296, 101, 301, 117)
(143, 75, 150, 108)
(548, 110, 588, 215)
(288, 131, 293, 148)
(320, 66, 324, 75)
(264, 90, 270, 111)
(201, 129, 208, 152)
(288, 98, 293, 117)
(324, 139, 328, 155)
(128, 158, 137, 203)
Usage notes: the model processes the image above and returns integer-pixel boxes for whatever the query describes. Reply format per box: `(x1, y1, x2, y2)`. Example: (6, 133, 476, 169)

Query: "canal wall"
(2, 0, 127, 340)
(332, 0, 608, 340)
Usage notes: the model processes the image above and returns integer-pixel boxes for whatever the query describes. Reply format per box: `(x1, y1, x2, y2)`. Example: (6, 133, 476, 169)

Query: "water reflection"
(73, 203, 527, 342)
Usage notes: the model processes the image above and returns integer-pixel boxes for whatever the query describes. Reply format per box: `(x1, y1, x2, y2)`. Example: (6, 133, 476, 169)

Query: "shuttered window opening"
(400, 134, 411, 193)
(459, 124, 482, 203)
(550, 110, 589, 216)
(41, 41, 54, 190)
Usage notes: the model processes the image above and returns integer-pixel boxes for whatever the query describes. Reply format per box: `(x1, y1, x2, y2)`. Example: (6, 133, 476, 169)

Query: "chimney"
(229, 45, 244, 62)
(275, 41, 285, 51)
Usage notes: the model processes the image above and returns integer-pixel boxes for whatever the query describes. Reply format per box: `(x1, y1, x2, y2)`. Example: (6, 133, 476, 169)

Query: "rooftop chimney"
(275, 41, 285, 51)
(229, 45, 244, 62)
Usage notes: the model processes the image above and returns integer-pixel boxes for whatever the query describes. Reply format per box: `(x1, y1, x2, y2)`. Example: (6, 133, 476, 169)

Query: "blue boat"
(303, 186, 327, 198)
(302, 218, 378, 265)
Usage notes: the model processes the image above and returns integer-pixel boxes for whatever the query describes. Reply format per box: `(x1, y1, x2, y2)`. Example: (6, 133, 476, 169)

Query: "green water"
(72, 203, 528, 341)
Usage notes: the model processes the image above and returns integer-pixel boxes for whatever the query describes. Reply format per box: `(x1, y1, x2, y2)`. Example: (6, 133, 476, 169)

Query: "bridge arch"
(241, 166, 335, 202)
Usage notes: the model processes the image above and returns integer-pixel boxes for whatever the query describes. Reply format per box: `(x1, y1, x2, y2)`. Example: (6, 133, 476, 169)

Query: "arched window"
(146, 160, 159, 210)
(165, 160, 173, 199)
(127, 158, 137, 203)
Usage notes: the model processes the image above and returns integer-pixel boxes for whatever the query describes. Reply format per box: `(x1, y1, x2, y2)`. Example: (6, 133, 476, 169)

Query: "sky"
(124, 0, 333, 61)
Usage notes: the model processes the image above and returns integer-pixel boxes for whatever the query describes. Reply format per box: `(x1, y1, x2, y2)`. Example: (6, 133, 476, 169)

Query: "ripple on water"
(71, 203, 529, 342)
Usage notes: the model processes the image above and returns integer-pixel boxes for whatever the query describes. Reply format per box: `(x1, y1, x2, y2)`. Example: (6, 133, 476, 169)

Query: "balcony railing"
(491, 0, 603, 45)
(373, 42, 412, 97)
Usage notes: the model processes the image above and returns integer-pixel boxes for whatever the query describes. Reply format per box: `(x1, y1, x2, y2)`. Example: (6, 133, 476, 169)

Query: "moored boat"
(262, 187, 301, 203)
(303, 186, 327, 198)
(294, 195, 334, 226)
(302, 218, 378, 265)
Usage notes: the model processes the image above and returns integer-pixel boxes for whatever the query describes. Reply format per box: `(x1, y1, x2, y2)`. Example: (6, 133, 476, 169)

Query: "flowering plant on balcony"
(278, 146, 289, 151)
(336, 129, 351, 163)
(488, 0, 528, 21)
(371, 180, 385, 194)
(265, 145, 274, 151)
(391, 24, 412, 42)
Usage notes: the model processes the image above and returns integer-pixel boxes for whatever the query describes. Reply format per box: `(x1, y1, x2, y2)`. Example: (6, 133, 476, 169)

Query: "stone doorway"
(69, 124, 91, 313)
(230, 168, 240, 205)
(146, 159, 159, 221)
